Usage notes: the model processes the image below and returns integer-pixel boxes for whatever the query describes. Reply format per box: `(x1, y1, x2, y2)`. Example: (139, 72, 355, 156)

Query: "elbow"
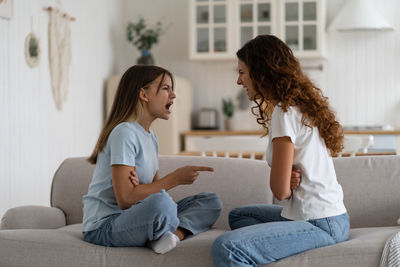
(274, 194, 289, 201)
(117, 201, 130, 210)
(116, 195, 133, 210)
(272, 190, 292, 201)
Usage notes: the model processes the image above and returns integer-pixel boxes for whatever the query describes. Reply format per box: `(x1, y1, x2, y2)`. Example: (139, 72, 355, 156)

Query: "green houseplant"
(126, 18, 164, 64)
(222, 98, 234, 130)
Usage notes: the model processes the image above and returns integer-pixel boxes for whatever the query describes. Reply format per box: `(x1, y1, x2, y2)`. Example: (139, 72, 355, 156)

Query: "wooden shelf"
(343, 130, 400, 135)
(178, 150, 396, 160)
(184, 130, 264, 136)
(184, 130, 400, 136)
(178, 151, 265, 160)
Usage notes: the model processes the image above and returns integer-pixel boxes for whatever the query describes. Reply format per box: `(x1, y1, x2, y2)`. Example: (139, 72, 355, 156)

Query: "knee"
(200, 192, 223, 212)
(228, 206, 244, 226)
(211, 234, 232, 263)
(146, 190, 177, 218)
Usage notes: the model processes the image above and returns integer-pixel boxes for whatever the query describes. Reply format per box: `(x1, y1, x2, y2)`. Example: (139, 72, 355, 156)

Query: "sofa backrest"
(158, 156, 273, 229)
(333, 155, 400, 228)
(51, 155, 400, 229)
(51, 157, 95, 225)
(50, 156, 273, 229)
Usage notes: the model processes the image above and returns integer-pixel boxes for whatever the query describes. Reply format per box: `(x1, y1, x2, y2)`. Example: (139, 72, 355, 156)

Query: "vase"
(225, 117, 233, 131)
(137, 50, 154, 65)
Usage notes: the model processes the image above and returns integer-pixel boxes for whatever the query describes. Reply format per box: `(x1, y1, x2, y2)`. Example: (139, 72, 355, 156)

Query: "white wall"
(323, 0, 400, 128)
(0, 0, 124, 218)
(121, 0, 400, 129)
(1, 0, 399, 219)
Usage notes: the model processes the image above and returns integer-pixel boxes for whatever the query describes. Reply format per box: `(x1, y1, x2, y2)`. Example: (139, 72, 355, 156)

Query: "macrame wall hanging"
(44, 5, 75, 110)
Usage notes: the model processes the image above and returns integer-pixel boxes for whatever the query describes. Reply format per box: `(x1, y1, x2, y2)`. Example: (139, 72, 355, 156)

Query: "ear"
(139, 88, 149, 102)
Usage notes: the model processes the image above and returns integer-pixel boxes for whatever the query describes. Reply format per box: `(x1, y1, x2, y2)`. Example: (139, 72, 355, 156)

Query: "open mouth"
(165, 103, 173, 111)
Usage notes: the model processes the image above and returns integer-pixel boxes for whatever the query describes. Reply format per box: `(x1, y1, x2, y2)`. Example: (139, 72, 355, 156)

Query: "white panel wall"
(1, 0, 399, 220)
(0, 0, 124, 218)
(121, 0, 400, 129)
(321, 0, 400, 128)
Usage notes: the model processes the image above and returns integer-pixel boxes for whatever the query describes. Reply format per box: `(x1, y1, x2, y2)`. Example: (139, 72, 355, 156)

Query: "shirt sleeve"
(270, 106, 298, 144)
(108, 124, 137, 166)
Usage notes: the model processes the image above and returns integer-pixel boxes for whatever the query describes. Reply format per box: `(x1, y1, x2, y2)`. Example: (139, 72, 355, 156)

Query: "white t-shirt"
(266, 105, 347, 220)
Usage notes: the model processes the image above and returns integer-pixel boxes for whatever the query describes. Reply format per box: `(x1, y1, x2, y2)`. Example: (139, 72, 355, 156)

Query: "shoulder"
(109, 122, 139, 142)
(272, 104, 299, 120)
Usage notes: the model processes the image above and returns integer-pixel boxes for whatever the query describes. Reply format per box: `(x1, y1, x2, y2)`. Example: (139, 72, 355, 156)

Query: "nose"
(237, 76, 242, 85)
(170, 90, 176, 99)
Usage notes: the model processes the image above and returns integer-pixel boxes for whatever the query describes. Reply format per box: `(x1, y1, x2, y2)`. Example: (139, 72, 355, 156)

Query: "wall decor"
(44, 6, 75, 110)
(25, 33, 40, 68)
(0, 0, 12, 19)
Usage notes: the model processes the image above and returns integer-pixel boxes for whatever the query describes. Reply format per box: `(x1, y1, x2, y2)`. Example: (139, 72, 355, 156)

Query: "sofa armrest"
(0, 205, 66, 229)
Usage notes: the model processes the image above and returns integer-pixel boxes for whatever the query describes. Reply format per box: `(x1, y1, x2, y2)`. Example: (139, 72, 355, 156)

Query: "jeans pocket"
(326, 213, 350, 243)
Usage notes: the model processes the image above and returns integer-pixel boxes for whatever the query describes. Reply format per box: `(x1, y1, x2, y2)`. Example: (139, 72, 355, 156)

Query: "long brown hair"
(237, 35, 343, 156)
(88, 65, 174, 164)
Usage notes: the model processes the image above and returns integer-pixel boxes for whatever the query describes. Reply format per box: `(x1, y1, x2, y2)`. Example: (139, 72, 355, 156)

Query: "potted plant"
(126, 17, 164, 64)
(222, 98, 234, 130)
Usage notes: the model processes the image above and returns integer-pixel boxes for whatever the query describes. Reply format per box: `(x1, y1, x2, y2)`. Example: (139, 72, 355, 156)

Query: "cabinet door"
(185, 135, 268, 152)
(190, 0, 233, 59)
(237, 0, 277, 48)
(279, 0, 325, 58)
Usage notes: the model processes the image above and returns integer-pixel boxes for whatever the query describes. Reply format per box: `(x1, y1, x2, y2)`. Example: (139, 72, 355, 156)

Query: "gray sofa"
(1, 155, 399, 266)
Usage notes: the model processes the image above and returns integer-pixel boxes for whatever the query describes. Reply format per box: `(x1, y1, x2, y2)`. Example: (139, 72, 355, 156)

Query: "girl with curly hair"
(211, 35, 349, 266)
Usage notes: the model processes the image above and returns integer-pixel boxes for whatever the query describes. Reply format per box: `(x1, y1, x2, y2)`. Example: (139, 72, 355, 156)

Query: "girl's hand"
(128, 167, 140, 187)
(173, 165, 214, 185)
(290, 167, 301, 190)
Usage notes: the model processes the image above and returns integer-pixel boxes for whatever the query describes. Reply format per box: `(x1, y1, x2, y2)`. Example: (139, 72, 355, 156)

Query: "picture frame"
(25, 33, 40, 68)
(0, 0, 13, 19)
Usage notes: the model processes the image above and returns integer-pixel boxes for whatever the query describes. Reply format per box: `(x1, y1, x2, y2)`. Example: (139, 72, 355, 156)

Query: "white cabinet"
(279, 0, 325, 58)
(189, 0, 325, 59)
(237, 0, 277, 47)
(185, 134, 268, 152)
(189, 0, 235, 59)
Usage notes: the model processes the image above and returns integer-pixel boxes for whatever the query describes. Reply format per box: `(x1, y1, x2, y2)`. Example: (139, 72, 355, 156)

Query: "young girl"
(211, 35, 349, 266)
(83, 65, 222, 254)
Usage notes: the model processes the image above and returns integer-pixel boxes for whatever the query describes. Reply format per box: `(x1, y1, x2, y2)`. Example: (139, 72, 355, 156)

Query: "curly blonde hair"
(237, 35, 343, 156)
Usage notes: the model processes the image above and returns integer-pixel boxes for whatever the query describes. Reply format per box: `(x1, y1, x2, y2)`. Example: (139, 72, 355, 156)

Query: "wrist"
(164, 171, 180, 189)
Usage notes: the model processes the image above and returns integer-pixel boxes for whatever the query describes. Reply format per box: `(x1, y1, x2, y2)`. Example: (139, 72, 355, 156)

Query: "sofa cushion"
(0, 223, 224, 267)
(266, 226, 400, 267)
(0, 223, 399, 267)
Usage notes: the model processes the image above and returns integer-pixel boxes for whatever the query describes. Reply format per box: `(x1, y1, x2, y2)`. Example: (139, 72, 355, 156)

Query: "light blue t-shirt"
(82, 122, 159, 232)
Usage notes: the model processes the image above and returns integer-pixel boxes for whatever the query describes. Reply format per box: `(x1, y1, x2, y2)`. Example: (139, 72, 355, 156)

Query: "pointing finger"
(191, 166, 214, 172)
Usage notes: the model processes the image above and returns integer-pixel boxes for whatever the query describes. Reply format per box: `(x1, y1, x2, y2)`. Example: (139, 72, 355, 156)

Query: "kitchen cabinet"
(189, 0, 235, 59)
(189, 0, 325, 60)
(279, 0, 325, 58)
(183, 130, 269, 159)
(237, 0, 277, 47)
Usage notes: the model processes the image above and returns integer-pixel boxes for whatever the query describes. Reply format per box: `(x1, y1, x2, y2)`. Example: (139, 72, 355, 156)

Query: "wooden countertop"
(184, 130, 400, 136)
(179, 151, 396, 158)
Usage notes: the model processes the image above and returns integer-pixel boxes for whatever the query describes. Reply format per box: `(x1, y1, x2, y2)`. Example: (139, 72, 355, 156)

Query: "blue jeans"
(83, 190, 222, 247)
(211, 204, 350, 267)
